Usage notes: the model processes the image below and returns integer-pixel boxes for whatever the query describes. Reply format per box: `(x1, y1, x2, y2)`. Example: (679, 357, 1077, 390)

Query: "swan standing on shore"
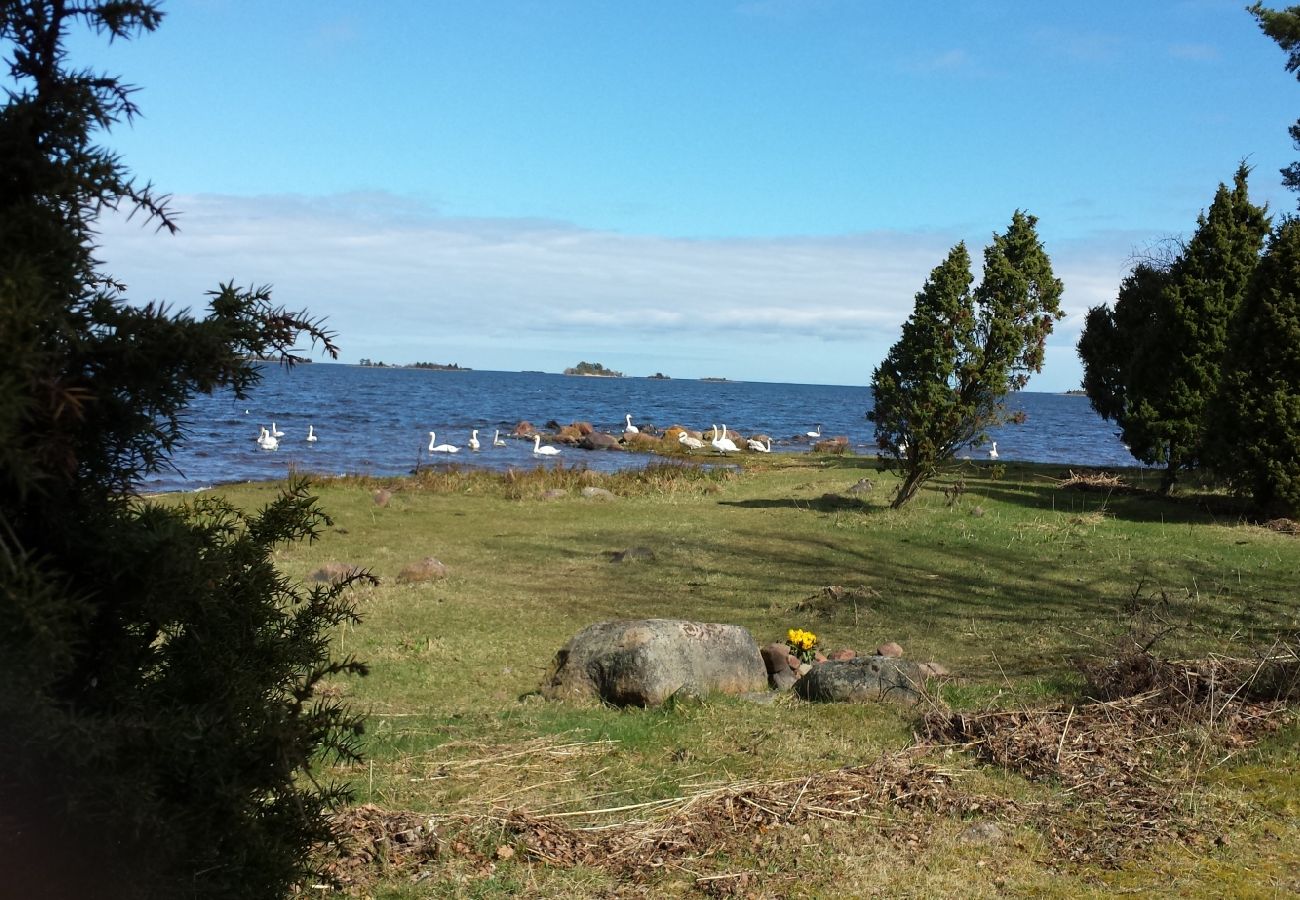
(678, 431, 705, 451)
(428, 431, 459, 453)
(468, 429, 480, 451)
(711, 425, 739, 454)
(988, 441, 999, 460)
(746, 437, 771, 453)
(306, 425, 318, 443)
(624, 414, 639, 434)
(806, 424, 821, 438)
(533, 434, 561, 456)
(493, 429, 506, 447)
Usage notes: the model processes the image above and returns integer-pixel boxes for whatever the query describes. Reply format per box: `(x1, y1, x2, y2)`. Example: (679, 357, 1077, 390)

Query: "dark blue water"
(146, 364, 1138, 493)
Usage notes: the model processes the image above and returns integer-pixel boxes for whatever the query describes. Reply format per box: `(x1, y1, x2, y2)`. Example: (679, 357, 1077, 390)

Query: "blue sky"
(60, 0, 1298, 389)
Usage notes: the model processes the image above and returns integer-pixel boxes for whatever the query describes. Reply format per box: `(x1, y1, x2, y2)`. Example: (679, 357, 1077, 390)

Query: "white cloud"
(95, 192, 1134, 389)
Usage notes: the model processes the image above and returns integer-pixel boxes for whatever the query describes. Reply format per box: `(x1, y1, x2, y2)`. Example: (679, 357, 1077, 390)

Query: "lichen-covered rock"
(794, 656, 923, 705)
(542, 619, 767, 707)
(581, 486, 616, 500)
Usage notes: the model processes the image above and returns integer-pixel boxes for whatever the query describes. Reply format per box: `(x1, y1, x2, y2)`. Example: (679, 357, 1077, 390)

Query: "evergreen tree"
(1, 3, 369, 897)
(870, 212, 1063, 508)
(1076, 166, 1269, 493)
(1208, 217, 1300, 514)
(1249, 3, 1300, 200)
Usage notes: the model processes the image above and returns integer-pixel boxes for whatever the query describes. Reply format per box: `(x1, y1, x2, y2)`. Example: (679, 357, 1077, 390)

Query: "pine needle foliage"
(1, 3, 369, 897)
(1077, 165, 1270, 494)
(1249, 3, 1300, 200)
(869, 211, 1063, 508)
(1208, 217, 1300, 515)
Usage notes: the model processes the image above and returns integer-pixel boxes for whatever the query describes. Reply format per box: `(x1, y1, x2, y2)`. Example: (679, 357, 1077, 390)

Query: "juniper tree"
(1076, 165, 1270, 493)
(869, 211, 1063, 508)
(1249, 3, 1300, 201)
(1, 3, 369, 897)
(1207, 217, 1300, 515)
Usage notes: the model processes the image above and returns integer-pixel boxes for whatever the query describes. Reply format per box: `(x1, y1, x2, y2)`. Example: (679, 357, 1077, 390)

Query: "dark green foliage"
(1249, 3, 1300, 199)
(870, 212, 1063, 508)
(1077, 166, 1270, 492)
(1208, 217, 1300, 515)
(1, 3, 368, 897)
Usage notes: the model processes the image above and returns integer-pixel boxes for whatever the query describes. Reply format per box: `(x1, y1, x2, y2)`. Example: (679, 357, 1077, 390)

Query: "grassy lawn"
(183, 454, 1300, 897)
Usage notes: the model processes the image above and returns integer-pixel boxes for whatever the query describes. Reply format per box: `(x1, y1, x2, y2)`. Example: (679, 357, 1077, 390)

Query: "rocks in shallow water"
(395, 557, 449, 584)
(512, 421, 536, 437)
(579, 432, 622, 451)
(794, 656, 924, 704)
(542, 619, 767, 707)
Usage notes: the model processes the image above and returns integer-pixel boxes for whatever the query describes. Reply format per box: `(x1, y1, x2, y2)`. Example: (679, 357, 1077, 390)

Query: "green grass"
(174, 454, 1300, 897)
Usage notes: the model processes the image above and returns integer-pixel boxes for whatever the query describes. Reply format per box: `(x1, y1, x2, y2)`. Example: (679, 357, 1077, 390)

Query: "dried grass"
(1054, 470, 1135, 493)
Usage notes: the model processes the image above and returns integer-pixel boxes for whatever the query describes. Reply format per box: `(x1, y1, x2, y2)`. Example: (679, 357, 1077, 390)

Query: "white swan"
(624, 414, 639, 434)
(257, 427, 278, 451)
(428, 431, 459, 453)
(712, 424, 739, 454)
(532, 434, 561, 456)
(988, 441, 999, 460)
(898, 439, 908, 457)
(746, 437, 771, 453)
(468, 429, 480, 451)
(493, 429, 506, 447)
(306, 425, 318, 443)
(806, 424, 821, 438)
(678, 431, 705, 451)
(271, 422, 285, 438)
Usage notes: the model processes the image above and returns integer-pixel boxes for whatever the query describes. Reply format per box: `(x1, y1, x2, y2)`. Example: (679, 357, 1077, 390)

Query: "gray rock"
(609, 546, 656, 563)
(959, 821, 1005, 844)
(579, 432, 623, 451)
(845, 478, 874, 494)
(310, 561, 362, 584)
(542, 619, 768, 707)
(794, 656, 924, 705)
(581, 486, 617, 500)
(770, 669, 798, 691)
(395, 557, 449, 584)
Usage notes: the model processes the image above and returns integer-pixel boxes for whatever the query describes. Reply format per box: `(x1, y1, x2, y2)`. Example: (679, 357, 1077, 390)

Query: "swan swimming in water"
(428, 431, 459, 453)
(624, 414, 639, 434)
(532, 434, 561, 456)
(468, 429, 480, 451)
(678, 430, 706, 451)
(270, 422, 285, 438)
(746, 437, 771, 453)
(806, 424, 821, 438)
(306, 425, 318, 443)
(493, 429, 506, 447)
(988, 441, 998, 460)
(257, 427, 278, 451)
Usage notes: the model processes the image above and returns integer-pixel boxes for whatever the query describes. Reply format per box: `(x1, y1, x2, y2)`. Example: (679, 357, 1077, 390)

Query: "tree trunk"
(891, 468, 927, 509)
(1158, 460, 1177, 496)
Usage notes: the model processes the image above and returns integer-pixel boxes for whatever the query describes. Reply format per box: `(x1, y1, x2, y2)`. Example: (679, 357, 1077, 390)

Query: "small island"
(699, 376, 731, 383)
(564, 361, 624, 377)
(647, 372, 671, 380)
(357, 359, 470, 370)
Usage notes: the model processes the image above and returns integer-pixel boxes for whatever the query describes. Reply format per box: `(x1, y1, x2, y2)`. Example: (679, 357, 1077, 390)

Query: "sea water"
(146, 364, 1136, 493)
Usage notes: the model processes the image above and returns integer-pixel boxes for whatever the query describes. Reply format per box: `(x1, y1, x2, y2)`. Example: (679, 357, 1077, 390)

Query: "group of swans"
(255, 422, 319, 451)
(428, 428, 557, 456)
(675, 426, 768, 454)
(710, 425, 740, 454)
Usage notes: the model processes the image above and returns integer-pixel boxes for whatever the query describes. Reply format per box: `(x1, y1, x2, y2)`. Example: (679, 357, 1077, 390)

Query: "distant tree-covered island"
(648, 372, 671, 379)
(357, 359, 470, 370)
(564, 361, 624, 377)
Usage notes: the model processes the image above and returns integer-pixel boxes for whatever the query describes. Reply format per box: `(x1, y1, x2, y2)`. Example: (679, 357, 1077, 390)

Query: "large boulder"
(794, 656, 924, 705)
(542, 619, 767, 707)
(580, 432, 623, 451)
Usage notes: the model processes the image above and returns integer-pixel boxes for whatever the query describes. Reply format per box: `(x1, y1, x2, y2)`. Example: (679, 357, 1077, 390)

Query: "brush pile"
(1054, 470, 1134, 493)
(922, 646, 1296, 863)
